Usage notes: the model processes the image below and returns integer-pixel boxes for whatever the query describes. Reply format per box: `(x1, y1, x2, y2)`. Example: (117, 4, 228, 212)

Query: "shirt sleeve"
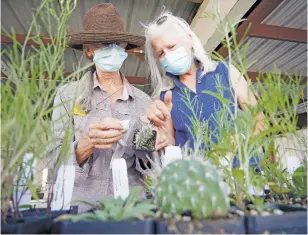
(46, 87, 88, 175)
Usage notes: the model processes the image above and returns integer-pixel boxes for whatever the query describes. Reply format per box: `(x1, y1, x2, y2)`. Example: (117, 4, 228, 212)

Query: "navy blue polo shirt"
(160, 61, 235, 148)
(160, 61, 262, 168)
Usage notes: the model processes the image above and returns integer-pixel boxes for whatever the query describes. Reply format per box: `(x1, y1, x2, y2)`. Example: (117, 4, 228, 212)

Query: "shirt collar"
(92, 71, 135, 100)
(166, 67, 203, 89)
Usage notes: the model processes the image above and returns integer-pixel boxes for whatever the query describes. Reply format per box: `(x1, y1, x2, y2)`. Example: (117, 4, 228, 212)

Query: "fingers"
(155, 101, 171, 120)
(89, 118, 123, 131)
(88, 128, 123, 150)
(164, 90, 173, 112)
(88, 129, 123, 139)
(156, 140, 170, 151)
(91, 134, 124, 149)
(146, 100, 171, 127)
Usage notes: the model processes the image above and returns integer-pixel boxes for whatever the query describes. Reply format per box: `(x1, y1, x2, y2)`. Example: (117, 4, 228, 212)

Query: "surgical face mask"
(160, 47, 192, 76)
(93, 44, 128, 72)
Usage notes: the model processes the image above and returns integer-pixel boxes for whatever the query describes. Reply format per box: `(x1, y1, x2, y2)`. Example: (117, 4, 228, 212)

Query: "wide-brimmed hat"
(68, 3, 145, 50)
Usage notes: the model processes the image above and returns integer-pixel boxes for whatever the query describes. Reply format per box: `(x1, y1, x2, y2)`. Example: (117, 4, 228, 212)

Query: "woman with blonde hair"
(145, 11, 265, 167)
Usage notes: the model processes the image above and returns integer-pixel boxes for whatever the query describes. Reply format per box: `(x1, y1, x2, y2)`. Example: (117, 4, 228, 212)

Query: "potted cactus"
(154, 159, 246, 234)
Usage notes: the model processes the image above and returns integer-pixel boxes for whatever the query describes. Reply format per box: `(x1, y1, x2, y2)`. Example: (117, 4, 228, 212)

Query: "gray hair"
(144, 11, 218, 97)
(75, 44, 96, 112)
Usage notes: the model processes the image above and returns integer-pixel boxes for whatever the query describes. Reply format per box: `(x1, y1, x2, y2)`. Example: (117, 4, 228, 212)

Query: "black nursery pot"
(246, 204, 307, 234)
(51, 219, 155, 234)
(2, 215, 57, 234)
(156, 217, 246, 234)
(1, 206, 78, 234)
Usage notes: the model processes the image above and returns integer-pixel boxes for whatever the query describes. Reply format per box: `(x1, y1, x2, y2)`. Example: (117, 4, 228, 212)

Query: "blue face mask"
(160, 47, 192, 76)
(93, 44, 128, 72)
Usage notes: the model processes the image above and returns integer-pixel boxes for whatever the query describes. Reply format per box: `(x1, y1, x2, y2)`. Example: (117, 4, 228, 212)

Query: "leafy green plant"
(154, 159, 228, 219)
(57, 187, 156, 222)
(292, 165, 307, 197)
(180, 1, 307, 210)
(0, 0, 89, 218)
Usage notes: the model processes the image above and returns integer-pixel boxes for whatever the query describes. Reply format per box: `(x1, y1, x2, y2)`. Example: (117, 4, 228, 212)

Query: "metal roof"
(1, 0, 199, 92)
(262, 0, 307, 30)
(244, 37, 307, 76)
(230, 0, 307, 77)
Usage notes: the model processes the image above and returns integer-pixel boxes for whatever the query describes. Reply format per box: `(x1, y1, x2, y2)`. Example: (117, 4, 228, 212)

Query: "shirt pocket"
(113, 101, 134, 120)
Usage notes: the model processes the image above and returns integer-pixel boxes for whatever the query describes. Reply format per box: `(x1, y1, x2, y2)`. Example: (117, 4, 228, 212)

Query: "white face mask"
(160, 47, 192, 76)
(93, 44, 128, 72)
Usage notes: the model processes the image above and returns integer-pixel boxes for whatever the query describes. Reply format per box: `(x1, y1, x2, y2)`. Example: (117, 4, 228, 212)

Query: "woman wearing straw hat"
(49, 3, 168, 213)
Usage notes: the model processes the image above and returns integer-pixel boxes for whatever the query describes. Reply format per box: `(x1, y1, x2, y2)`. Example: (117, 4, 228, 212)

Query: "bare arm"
(229, 64, 266, 135)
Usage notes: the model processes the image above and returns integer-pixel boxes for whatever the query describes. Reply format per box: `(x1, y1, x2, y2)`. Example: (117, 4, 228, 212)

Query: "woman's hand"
(147, 90, 173, 127)
(88, 117, 124, 149)
(75, 117, 123, 164)
(155, 125, 175, 151)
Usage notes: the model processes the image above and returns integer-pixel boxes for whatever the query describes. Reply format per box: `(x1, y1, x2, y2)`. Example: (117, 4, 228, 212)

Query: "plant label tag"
(162, 146, 182, 167)
(51, 165, 75, 211)
(112, 158, 129, 200)
(120, 120, 130, 133)
(286, 156, 301, 174)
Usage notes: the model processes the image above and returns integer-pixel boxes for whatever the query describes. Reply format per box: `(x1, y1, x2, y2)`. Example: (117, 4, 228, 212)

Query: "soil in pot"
(155, 208, 246, 234)
(245, 203, 307, 234)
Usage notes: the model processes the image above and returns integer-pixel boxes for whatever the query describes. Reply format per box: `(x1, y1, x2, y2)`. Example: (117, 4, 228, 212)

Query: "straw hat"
(68, 3, 145, 50)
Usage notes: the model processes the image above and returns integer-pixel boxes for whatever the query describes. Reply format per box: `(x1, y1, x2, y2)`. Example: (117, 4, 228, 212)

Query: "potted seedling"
(194, 5, 307, 233)
(52, 187, 156, 234)
(1, 0, 86, 233)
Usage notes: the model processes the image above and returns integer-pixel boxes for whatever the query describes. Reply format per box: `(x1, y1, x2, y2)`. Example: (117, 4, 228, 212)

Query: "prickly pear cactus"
(154, 159, 229, 219)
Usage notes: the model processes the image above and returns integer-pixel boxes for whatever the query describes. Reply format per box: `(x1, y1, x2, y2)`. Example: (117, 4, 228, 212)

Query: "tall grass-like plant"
(1, 0, 89, 218)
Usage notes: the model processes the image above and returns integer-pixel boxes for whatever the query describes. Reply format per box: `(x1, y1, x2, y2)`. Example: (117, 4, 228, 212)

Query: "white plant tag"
(162, 146, 182, 167)
(286, 156, 301, 174)
(112, 158, 129, 200)
(120, 120, 130, 133)
(51, 165, 75, 211)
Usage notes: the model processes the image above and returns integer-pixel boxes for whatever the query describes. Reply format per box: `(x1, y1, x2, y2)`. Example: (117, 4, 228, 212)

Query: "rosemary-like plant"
(1, 0, 88, 218)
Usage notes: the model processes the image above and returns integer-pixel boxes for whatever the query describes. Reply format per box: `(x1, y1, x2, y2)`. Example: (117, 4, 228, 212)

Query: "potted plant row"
(1, 0, 86, 233)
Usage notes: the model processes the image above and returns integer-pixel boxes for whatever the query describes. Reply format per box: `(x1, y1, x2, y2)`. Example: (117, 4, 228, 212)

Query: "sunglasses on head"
(155, 15, 187, 34)
(156, 15, 168, 25)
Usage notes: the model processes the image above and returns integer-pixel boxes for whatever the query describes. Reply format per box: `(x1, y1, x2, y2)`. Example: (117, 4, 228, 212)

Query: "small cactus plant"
(154, 159, 229, 219)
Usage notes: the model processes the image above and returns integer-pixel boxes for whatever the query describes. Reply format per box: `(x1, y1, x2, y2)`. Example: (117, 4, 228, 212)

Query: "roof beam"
(246, 71, 307, 83)
(1, 33, 52, 47)
(185, 0, 204, 3)
(218, 0, 284, 57)
(249, 24, 307, 44)
(191, 0, 257, 52)
(1, 71, 149, 85)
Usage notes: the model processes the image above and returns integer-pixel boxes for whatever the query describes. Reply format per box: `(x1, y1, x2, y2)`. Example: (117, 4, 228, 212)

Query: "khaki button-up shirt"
(49, 71, 160, 213)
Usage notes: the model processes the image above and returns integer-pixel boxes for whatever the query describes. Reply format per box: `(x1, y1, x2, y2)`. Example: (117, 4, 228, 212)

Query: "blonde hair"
(143, 11, 218, 97)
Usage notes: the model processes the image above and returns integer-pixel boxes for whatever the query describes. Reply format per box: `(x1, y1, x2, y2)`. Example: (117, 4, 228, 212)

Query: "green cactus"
(154, 159, 229, 219)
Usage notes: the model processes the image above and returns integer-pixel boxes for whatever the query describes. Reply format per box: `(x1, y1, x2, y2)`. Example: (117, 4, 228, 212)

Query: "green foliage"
(58, 187, 156, 222)
(181, 1, 307, 209)
(154, 159, 228, 219)
(260, 157, 292, 195)
(292, 166, 307, 197)
(0, 0, 85, 216)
